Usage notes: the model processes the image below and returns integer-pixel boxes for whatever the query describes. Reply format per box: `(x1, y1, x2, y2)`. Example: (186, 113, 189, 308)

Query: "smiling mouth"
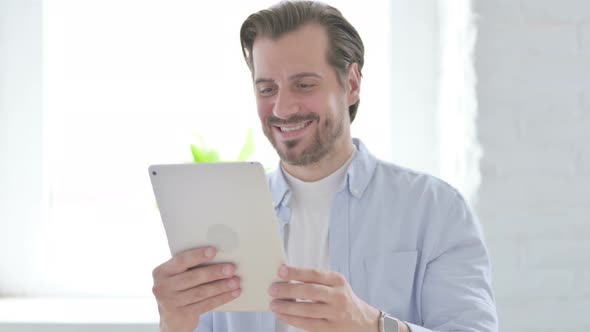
(275, 120, 313, 133)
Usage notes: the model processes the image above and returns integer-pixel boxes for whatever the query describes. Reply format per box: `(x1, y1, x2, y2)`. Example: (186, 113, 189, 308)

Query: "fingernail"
(231, 289, 241, 298)
(268, 285, 277, 296)
(279, 265, 288, 278)
(204, 247, 215, 258)
(222, 265, 233, 276)
(228, 279, 237, 289)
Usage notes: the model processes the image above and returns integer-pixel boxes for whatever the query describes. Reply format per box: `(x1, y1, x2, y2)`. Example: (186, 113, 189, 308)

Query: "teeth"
(280, 122, 307, 132)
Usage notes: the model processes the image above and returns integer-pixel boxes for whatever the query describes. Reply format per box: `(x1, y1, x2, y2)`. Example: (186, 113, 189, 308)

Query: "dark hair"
(240, 1, 364, 123)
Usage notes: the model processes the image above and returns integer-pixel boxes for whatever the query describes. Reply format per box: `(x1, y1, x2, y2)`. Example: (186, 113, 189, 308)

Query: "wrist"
(377, 310, 410, 332)
(368, 306, 381, 331)
(398, 320, 410, 332)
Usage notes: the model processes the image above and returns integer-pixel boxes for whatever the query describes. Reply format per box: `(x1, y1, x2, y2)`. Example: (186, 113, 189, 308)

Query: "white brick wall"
(473, 0, 590, 331)
(582, 25, 590, 51)
(521, 0, 590, 25)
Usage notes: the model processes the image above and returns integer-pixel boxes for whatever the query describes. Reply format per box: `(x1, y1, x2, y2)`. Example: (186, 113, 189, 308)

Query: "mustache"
(267, 113, 319, 126)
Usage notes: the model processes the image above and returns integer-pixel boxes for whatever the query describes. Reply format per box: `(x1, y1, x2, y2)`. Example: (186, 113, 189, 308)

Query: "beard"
(262, 110, 345, 166)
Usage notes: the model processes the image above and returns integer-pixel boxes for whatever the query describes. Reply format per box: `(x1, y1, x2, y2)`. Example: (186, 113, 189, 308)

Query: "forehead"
(251, 24, 331, 79)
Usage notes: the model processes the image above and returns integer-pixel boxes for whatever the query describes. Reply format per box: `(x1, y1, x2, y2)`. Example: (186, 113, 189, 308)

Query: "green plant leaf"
(191, 143, 222, 163)
(237, 128, 255, 161)
(190, 144, 201, 162)
(204, 149, 221, 163)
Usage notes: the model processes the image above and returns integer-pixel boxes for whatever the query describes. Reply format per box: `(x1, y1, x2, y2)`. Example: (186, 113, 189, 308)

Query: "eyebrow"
(255, 72, 323, 85)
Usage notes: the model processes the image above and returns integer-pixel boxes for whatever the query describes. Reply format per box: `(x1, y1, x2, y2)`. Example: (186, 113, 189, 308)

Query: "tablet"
(148, 162, 286, 312)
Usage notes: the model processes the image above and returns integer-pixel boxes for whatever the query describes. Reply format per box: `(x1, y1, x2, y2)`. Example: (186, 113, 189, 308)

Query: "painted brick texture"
(473, 0, 590, 331)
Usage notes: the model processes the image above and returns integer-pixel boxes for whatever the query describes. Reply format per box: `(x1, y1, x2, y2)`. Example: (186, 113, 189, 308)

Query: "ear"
(345, 62, 361, 106)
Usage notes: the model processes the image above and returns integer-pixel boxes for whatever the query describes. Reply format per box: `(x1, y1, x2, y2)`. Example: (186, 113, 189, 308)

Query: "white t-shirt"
(275, 151, 356, 332)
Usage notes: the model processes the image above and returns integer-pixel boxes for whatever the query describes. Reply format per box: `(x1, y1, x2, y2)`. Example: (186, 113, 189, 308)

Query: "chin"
(275, 143, 304, 165)
(279, 145, 304, 162)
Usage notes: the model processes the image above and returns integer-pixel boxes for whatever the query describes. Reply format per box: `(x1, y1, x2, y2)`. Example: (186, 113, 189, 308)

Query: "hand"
(152, 247, 242, 332)
(268, 265, 380, 332)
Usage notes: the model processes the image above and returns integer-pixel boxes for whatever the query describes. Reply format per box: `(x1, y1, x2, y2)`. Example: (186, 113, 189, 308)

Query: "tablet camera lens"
(152, 171, 157, 176)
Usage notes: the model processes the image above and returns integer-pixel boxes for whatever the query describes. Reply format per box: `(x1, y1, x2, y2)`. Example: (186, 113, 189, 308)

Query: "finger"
(269, 282, 336, 303)
(274, 312, 329, 332)
(168, 263, 236, 291)
(153, 247, 217, 279)
(190, 288, 242, 315)
(270, 299, 331, 319)
(175, 276, 241, 307)
(278, 265, 345, 287)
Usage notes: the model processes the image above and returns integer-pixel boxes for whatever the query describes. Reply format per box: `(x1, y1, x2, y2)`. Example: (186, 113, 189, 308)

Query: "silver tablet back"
(149, 162, 286, 312)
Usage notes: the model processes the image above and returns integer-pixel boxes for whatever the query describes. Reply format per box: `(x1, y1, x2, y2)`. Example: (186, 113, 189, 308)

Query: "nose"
(272, 89, 299, 119)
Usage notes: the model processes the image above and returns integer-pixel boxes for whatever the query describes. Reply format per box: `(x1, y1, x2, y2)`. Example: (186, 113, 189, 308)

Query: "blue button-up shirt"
(196, 138, 498, 332)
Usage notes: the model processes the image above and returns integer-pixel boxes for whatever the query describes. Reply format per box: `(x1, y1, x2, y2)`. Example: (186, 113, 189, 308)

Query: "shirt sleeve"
(408, 191, 498, 332)
(194, 312, 213, 332)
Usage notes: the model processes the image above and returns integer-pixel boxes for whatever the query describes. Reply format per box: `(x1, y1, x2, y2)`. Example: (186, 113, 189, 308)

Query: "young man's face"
(251, 24, 358, 166)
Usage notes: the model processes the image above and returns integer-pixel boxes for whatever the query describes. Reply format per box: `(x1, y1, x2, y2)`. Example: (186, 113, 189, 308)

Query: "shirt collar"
(346, 138, 378, 199)
(267, 138, 378, 208)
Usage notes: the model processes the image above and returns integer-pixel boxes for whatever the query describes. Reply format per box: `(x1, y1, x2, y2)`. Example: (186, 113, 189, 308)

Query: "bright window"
(0, 0, 477, 308)
(38, 0, 395, 297)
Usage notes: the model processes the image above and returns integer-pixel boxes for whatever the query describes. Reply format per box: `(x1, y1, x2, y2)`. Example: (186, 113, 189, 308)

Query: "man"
(151, 1, 498, 332)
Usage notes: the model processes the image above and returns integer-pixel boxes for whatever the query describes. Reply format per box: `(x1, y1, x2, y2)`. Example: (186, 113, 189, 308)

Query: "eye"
(295, 81, 318, 92)
(297, 83, 316, 90)
(258, 85, 277, 97)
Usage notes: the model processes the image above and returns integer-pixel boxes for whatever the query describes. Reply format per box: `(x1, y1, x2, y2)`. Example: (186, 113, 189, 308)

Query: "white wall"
(0, 0, 44, 296)
(389, 1, 440, 177)
(474, 0, 590, 331)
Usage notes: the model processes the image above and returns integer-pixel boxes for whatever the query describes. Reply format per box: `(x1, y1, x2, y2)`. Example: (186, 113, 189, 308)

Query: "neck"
(281, 138, 355, 182)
